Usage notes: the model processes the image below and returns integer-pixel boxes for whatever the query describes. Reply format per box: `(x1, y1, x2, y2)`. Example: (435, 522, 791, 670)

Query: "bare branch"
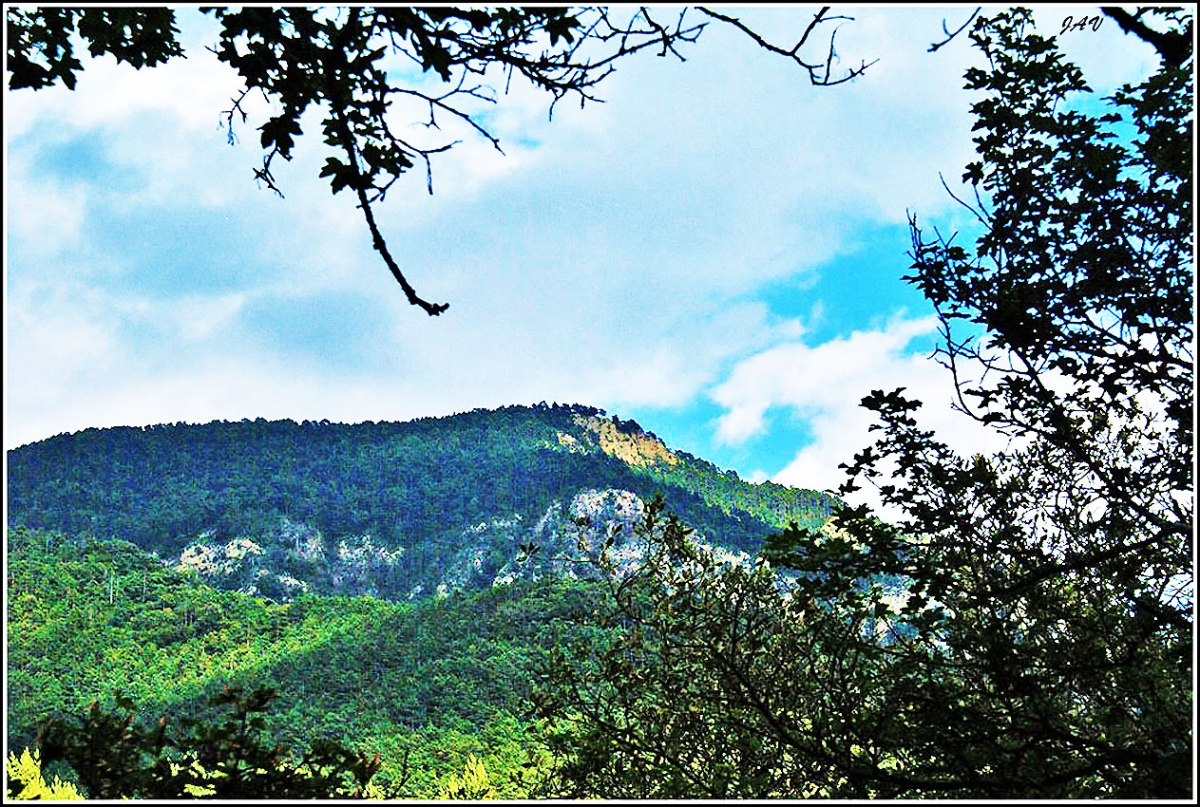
(355, 176, 449, 316)
(938, 172, 990, 227)
(928, 8, 981, 53)
(695, 6, 876, 85)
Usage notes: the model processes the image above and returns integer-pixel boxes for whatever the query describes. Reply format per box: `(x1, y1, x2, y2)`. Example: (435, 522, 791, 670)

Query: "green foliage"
(6, 527, 389, 748)
(637, 444, 835, 534)
(6, 525, 595, 798)
(8, 405, 834, 600)
(534, 497, 843, 798)
(434, 753, 495, 799)
(429, 743, 556, 800)
(535, 8, 1193, 799)
(5, 10, 1189, 797)
(36, 685, 382, 799)
(6, 748, 84, 801)
(843, 12, 1193, 795)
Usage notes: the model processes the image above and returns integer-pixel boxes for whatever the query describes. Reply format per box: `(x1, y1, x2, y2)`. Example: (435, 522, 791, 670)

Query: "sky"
(4, 5, 1162, 502)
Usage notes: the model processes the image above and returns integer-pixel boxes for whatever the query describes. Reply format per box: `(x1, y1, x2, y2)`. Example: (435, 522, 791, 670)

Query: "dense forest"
(7, 525, 603, 796)
(7, 404, 838, 797)
(8, 404, 835, 601)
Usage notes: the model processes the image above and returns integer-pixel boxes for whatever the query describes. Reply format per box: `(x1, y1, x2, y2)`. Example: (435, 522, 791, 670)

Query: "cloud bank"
(5, 6, 1160, 500)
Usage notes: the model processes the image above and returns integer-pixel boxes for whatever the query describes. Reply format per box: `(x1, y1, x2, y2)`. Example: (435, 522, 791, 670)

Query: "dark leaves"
(259, 114, 303, 159)
(37, 685, 383, 798)
(540, 9, 1190, 798)
(6, 8, 182, 91)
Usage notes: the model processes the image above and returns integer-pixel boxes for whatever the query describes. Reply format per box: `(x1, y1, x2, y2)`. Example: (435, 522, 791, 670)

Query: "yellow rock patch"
(555, 431, 586, 453)
(573, 415, 679, 468)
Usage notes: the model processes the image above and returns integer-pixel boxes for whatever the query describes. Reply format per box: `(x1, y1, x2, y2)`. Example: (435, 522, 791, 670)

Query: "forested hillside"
(7, 524, 604, 797)
(7, 5, 1192, 800)
(6, 405, 838, 796)
(7, 404, 835, 600)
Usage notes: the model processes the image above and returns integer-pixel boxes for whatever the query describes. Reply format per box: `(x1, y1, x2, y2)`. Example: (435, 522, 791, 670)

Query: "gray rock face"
(168, 489, 669, 602)
(443, 489, 651, 594)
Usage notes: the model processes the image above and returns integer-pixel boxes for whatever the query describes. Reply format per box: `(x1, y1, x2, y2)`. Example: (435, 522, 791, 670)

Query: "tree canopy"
(31, 685, 383, 799)
(7, 5, 872, 314)
(534, 7, 1194, 798)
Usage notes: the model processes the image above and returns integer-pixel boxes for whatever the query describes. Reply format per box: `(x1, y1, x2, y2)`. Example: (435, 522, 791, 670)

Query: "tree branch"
(928, 8, 981, 53)
(695, 7, 876, 86)
(1101, 7, 1193, 66)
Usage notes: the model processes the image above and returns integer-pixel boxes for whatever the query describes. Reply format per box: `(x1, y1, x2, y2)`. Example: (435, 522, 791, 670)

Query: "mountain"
(6, 406, 837, 794)
(7, 403, 836, 602)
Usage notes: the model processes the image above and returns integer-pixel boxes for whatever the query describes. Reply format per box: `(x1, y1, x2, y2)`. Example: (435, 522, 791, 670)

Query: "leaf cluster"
(6, 748, 83, 801)
(533, 8, 1193, 799)
(7, 7, 182, 90)
(35, 685, 382, 799)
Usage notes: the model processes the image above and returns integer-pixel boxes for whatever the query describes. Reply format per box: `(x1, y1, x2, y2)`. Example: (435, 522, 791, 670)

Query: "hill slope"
(5, 525, 599, 796)
(7, 404, 836, 601)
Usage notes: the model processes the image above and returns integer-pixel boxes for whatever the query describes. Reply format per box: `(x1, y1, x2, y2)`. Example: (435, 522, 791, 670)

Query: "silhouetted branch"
(696, 6, 876, 85)
(1101, 7, 1193, 66)
(928, 7, 981, 53)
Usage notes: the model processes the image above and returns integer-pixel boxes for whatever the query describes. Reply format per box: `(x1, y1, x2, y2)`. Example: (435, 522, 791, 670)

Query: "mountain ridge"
(7, 403, 837, 601)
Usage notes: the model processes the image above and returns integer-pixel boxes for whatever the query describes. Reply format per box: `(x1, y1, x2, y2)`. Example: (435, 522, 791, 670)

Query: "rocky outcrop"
(169, 488, 754, 603)
(439, 489, 650, 594)
(569, 415, 680, 467)
(172, 518, 405, 600)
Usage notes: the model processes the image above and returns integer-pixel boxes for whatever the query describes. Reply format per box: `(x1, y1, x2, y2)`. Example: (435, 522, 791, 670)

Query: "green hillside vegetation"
(7, 406, 832, 798)
(7, 404, 835, 603)
(6, 525, 602, 797)
(7, 5, 1191, 799)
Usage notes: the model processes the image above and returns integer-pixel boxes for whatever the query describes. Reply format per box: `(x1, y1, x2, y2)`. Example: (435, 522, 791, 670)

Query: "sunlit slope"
(5, 525, 599, 795)
(7, 403, 836, 599)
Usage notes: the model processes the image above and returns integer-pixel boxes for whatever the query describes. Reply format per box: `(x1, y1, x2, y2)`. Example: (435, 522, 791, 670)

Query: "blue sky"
(4, 6, 1160, 498)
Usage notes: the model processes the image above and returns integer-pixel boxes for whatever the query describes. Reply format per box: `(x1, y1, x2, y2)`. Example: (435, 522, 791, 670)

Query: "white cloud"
(4, 285, 120, 447)
(710, 314, 1010, 501)
(712, 315, 937, 444)
(174, 293, 249, 342)
(4, 6, 1161, 477)
(4, 165, 88, 260)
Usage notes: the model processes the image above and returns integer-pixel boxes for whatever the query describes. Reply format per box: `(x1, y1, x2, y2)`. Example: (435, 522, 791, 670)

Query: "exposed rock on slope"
(7, 404, 837, 602)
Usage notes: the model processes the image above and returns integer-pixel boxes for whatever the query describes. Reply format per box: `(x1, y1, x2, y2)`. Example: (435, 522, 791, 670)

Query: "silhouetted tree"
(36, 685, 384, 798)
(534, 7, 1193, 798)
